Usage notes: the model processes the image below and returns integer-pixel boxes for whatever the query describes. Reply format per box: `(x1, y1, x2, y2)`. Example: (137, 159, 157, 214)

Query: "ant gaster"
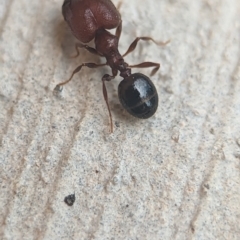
(55, 0, 168, 132)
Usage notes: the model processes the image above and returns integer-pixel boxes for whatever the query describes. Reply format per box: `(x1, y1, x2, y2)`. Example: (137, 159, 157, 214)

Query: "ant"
(54, 0, 168, 132)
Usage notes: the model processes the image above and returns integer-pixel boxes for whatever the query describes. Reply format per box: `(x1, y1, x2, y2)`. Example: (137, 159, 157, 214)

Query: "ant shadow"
(50, 13, 111, 82)
(52, 18, 100, 64)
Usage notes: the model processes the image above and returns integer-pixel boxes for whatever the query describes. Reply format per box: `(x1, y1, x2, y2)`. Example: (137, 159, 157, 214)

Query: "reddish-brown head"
(62, 0, 121, 43)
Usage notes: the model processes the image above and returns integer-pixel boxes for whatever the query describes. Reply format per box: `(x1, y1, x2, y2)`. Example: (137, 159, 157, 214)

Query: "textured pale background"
(0, 0, 240, 239)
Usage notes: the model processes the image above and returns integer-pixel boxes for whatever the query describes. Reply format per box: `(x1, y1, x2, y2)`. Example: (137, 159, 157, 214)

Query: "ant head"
(118, 73, 158, 119)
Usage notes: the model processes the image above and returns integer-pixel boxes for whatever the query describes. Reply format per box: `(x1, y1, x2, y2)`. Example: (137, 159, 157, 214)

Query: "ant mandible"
(54, 0, 168, 132)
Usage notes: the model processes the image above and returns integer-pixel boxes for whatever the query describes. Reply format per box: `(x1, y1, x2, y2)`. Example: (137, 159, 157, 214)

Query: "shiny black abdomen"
(118, 73, 158, 119)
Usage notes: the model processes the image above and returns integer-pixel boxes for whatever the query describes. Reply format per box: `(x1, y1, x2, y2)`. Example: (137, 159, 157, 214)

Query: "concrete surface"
(0, 0, 240, 239)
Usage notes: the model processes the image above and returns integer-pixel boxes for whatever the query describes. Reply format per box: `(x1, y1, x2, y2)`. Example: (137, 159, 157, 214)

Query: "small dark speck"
(204, 184, 210, 189)
(209, 128, 214, 134)
(95, 170, 99, 173)
(126, 204, 129, 208)
(234, 152, 240, 159)
(115, 121, 120, 127)
(236, 139, 240, 147)
(74, 126, 80, 131)
(64, 193, 75, 206)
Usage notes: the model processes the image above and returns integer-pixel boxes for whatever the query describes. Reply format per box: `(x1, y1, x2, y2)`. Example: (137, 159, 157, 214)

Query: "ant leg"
(122, 37, 170, 57)
(54, 62, 106, 92)
(102, 71, 117, 133)
(129, 62, 160, 76)
(115, 20, 122, 40)
(70, 43, 103, 58)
